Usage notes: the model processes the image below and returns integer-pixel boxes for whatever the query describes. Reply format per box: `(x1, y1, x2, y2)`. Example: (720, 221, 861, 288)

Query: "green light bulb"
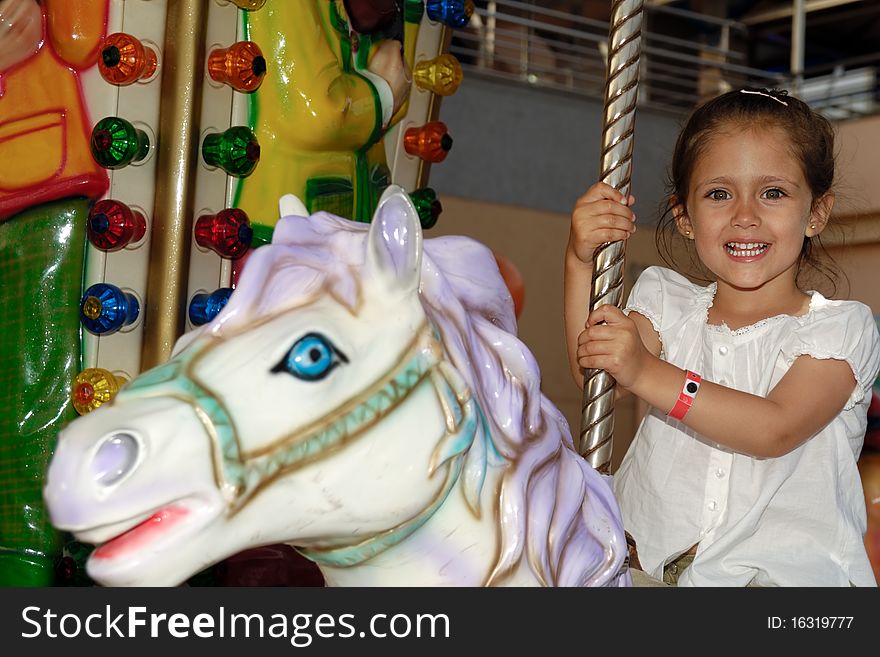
(90, 117, 150, 169)
(202, 126, 261, 177)
(409, 188, 442, 229)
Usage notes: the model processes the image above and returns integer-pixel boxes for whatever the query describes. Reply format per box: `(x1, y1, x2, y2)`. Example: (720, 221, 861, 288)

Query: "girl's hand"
(577, 304, 652, 389)
(567, 182, 636, 266)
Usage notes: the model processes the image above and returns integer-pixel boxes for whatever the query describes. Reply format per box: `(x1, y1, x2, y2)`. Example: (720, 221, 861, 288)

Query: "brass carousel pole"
(578, 0, 644, 472)
(142, 0, 208, 369)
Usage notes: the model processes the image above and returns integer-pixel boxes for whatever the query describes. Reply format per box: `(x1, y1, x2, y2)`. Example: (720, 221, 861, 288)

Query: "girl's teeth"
(725, 242, 768, 257)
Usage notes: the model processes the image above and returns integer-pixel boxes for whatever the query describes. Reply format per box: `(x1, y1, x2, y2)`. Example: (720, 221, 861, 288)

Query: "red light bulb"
(194, 208, 253, 258)
(88, 200, 147, 251)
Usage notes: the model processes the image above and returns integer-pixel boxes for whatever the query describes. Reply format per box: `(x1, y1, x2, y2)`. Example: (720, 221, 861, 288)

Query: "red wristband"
(668, 370, 701, 421)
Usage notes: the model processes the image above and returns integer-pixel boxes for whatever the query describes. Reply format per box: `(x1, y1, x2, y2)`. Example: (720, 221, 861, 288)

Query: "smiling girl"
(565, 88, 880, 586)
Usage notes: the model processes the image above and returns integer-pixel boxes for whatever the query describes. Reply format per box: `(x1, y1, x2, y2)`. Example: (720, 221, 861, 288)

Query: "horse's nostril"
(92, 433, 139, 486)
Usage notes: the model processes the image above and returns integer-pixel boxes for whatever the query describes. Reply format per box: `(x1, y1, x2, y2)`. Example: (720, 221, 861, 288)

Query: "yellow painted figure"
(236, 0, 413, 227)
(0, 0, 108, 218)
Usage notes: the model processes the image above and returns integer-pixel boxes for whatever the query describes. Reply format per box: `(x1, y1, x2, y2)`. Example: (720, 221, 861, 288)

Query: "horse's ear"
(278, 193, 309, 219)
(365, 185, 422, 295)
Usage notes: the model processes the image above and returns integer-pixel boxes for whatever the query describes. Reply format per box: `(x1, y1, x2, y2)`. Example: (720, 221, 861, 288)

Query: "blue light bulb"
(189, 288, 233, 326)
(80, 283, 140, 335)
(426, 0, 473, 28)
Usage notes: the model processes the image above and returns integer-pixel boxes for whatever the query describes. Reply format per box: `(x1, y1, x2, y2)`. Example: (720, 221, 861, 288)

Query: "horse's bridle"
(115, 317, 484, 567)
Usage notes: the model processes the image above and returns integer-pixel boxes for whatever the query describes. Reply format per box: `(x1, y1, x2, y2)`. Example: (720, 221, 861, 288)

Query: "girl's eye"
(707, 189, 730, 201)
(763, 188, 785, 200)
(271, 333, 348, 381)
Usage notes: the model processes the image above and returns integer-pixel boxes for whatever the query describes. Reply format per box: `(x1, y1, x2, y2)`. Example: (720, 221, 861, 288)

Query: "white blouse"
(616, 266, 880, 586)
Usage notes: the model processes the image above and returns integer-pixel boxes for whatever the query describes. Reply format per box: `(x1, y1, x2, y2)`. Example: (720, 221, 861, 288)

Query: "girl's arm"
(564, 183, 637, 386)
(580, 305, 856, 458)
(564, 250, 594, 385)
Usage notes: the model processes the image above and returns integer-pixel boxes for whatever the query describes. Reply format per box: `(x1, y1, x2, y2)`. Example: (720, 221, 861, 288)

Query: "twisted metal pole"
(579, 0, 644, 472)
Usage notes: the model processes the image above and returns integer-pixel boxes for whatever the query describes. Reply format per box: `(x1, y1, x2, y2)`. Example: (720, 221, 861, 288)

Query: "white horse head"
(45, 186, 628, 587)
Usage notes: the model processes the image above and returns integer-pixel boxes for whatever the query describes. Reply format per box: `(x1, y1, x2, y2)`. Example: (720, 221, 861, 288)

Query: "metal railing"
(448, 1, 878, 119)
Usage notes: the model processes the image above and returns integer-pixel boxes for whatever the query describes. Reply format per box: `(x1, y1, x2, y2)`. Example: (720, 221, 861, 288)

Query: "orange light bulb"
(208, 41, 267, 92)
(404, 122, 453, 163)
(98, 33, 158, 86)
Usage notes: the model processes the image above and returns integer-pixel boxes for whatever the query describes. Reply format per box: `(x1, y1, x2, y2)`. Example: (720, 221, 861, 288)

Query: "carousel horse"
(44, 187, 629, 587)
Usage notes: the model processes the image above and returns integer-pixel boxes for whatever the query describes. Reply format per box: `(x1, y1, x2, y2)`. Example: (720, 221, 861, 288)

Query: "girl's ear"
(807, 192, 835, 237)
(671, 198, 694, 239)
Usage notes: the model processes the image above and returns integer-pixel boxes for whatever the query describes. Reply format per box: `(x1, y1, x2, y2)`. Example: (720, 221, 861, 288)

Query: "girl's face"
(674, 125, 833, 295)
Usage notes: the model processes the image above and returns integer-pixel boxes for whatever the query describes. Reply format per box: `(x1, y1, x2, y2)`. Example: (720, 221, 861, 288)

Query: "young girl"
(565, 88, 880, 587)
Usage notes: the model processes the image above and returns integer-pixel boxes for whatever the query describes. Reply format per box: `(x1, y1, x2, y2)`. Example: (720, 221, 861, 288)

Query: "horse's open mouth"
(80, 497, 218, 564)
(91, 504, 191, 561)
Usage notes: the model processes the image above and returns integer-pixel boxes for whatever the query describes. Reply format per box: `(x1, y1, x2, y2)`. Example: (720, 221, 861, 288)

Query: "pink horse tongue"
(92, 506, 189, 560)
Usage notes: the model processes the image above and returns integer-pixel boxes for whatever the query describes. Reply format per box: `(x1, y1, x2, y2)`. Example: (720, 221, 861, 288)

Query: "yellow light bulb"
(72, 368, 128, 415)
(413, 54, 463, 96)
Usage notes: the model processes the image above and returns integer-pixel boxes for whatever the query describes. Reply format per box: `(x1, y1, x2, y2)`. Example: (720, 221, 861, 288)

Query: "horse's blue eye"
(272, 333, 347, 381)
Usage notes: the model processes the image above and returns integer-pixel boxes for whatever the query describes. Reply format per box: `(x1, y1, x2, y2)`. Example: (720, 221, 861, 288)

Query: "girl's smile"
(724, 241, 769, 260)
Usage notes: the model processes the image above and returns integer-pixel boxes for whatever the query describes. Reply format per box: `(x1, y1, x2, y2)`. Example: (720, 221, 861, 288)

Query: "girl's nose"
(731, 199, 761, 229)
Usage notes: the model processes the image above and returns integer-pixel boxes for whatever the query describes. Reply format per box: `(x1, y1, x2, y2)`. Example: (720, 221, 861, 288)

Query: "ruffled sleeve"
(781, 298, 880, 410)
(623, 266, 665, 335)
(624, 266, 712, 336)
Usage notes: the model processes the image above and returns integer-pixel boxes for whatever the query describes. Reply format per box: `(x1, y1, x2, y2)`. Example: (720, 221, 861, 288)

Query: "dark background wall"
(429, 74, 685, 219)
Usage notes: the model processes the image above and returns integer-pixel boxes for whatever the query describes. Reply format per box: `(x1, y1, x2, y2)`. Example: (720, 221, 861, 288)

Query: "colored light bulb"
(202, 126, 260, 177)
(189, 288, 234, 326)
(409, 188, 443, 229)
(91, 117, 150, 169)
(73, 368, 128, 415)
(404, 0, 425, 23)
(88, 200, 147, 251)
(404, 121, 453, 163)
(413, 54, 463, 96)
(250, 223, 274, 249)
(208, 41, 266, 92)
(227, 0, 266, 9)
(80, 283, 140, 335)
(194, 208, 253, 258)
(98, 33, 158, 86)
(426, 0, 474, 28)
